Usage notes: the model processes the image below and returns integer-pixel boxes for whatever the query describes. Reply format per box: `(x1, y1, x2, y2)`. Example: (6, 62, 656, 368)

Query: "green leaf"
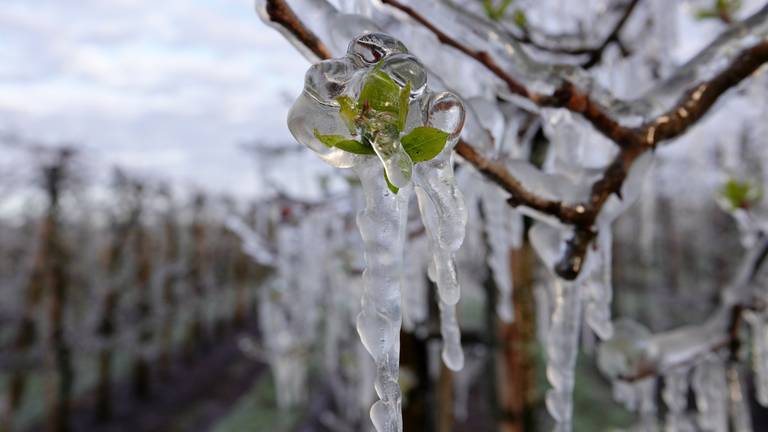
(720, 178, 761, 209)
(497, 0, 514, 18)
(694, 8, 719, 20)
(313, 129, 375, 155)
(398, 81, 411, 132)
(358, 70, 401, 114)
(384, 171, 399, 194)
(695, 0, 741, 20)
(401, 127, 449, 163)
(513, 9, 527, 27)
(336, 95, 359, 135)
(483, 0, 514, 21)
(717, 0, 742, 13)
(334, 139, 376, 155)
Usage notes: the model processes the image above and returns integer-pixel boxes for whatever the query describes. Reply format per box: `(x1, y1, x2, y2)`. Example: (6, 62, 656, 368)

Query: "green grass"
(211, 374, 303, 432)
(532, 343, 635, 431)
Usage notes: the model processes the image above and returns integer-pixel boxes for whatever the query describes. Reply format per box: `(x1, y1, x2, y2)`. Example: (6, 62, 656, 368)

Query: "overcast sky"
(0, 0, 341, 199)
(2, 0, 765, 205)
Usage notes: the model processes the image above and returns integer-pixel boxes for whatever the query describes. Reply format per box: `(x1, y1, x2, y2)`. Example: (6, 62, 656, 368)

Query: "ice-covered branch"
(454, 139, 590, 225)
(381, 0, 768, 148)
(447, 0, 640, 68)
(257, 0, 332, 60)
(258, 0, 590, 228)
(259, 0, 768, 281)
(598, 234, 768, 383)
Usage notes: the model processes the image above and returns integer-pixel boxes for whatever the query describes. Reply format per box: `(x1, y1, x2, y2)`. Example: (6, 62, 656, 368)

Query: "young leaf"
(483, 0, 514, 21)
(336, 95, 359, 135)
(334, 139, 376, 155)
(513, 9, 527, 28)
(401, 127, 449, 163)
(398, 81, 411, 132)
(358, 70, 401, 114)
(720, 178, 761, 209)
(384, 171, 399, 194)
(313, 129, 374, 155)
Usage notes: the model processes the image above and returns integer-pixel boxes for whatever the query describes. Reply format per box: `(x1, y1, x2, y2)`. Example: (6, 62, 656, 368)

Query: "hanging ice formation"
(287, 32, 467, 432)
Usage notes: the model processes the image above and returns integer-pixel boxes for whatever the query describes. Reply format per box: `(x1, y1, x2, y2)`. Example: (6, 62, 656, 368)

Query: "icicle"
(692, 355, 728, 432)
(545, 277, 582, 432)
(746, 311, 768, 406)
(413, 88, 468, 371)
(534, 283, 552, 346)
(354, 160, 410, 432)
(612, 378, 659, 431)
(583, 228, 614, 340)
(415, 174, 467, 370)
(662, 367, 694, 432)
(481, 185, 515, 322)
(453, 346, 486, 421)
(727, 366, 753, 432)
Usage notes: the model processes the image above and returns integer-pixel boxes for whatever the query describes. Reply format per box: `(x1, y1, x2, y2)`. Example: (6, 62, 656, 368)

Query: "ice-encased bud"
(348, 32, 408, 66)
(365, 111, 413, 188)
(379, 53, 428, 97)
(597, 319, 658, 379)
(289, 32, 465, 189)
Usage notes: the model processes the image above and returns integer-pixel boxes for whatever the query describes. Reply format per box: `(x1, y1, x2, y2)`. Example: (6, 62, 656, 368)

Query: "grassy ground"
(211, 373, 303, 432)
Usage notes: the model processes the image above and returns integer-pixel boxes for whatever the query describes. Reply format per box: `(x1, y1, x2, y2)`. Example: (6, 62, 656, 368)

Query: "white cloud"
(0, 0, 314, 199)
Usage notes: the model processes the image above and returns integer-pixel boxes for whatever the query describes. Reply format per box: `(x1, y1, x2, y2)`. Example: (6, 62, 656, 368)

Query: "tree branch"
(619, 235, 768, 382)
(260, 0, 333, 60)
(261, 0, 589, 225)
(500, 0, 640, 68)
(263, 0, 768, 279)
(455, 140, 590, 225)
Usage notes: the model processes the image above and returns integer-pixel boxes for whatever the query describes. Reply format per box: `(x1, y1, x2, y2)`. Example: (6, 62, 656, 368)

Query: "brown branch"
(264, 0, 768, 279)
(509, 0, 640, 68)
(582, 0, 640, 68)
(261, 0, 588, 224)
(380, 0, 638, 148)
(558, 41, 768, 278)
(455, 140, 590, 225)
(262, 0, 333, 60)
(380, 0, 532, 98)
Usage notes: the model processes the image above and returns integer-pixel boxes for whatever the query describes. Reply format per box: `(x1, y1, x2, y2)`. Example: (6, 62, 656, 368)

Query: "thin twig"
(263, 0, 768, 279)
(262, 0, 588, 225)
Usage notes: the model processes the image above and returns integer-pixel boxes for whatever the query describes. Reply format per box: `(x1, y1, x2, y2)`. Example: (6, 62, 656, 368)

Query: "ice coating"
(583, 229, 614, 340)
(727, 366, 754, 432)
(597, 319, 657, 380)
(287, 32, 467, 432)
(611, 378, 658, 431)
(692, 355, 728, 432)
(354, 160, 410, 432)
(747, 311, 768, 407)
(545, 277, 582, 432)
(662, 367, 694, 432)
(481, 184, 517, 322)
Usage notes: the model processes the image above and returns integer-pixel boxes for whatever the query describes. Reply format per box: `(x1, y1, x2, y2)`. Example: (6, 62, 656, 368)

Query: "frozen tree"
(253, 0, 768, 430)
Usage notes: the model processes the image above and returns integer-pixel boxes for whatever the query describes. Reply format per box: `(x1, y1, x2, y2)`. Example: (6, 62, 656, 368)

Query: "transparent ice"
(287, 32, 467, 432)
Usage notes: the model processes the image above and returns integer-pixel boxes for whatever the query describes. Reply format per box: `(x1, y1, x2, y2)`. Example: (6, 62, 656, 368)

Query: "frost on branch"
(286, 32, 467, 432)
(692, 354, 728, 432)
